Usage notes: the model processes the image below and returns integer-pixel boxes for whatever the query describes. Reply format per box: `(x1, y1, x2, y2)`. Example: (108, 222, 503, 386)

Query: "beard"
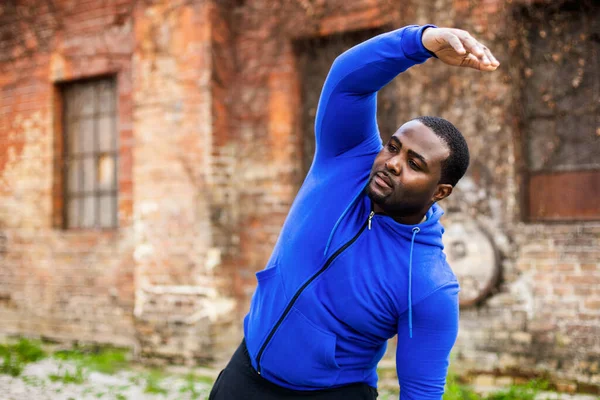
(366, 175, 428, 217)
(365, 176, 388, 203)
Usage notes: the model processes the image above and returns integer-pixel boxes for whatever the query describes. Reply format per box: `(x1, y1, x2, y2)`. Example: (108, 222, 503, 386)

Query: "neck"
(372, 202, 428, 225)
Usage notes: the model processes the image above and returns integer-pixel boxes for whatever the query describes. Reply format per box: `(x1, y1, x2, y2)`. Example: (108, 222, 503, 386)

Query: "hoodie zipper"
(367, 210, 375, 230)
(255, 212, 373, 374)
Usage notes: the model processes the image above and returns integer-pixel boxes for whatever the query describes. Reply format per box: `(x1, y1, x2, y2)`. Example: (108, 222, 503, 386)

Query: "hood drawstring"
(324, 187, 422, 339)
(408, 226, 420, 339)
(323, 187, 366, 256)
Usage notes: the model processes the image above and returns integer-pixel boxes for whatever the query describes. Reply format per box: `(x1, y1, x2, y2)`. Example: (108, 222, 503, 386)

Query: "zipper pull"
(368, 211, 375, 230)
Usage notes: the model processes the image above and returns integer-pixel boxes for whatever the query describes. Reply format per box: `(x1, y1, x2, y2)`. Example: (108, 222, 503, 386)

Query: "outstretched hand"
(422, 27, 499, 71)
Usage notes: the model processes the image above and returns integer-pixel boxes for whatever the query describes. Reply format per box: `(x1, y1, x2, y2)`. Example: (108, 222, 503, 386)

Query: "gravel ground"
(0, 358, 597, 400)
(0, 356, 402, 400)
(0, 356, 403, 400)
(0, 358, 214, 400)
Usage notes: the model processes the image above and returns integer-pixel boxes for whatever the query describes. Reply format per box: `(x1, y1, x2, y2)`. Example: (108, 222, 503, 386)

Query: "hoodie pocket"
(260, 307, 341, 388)
(244, 264, 288, 361)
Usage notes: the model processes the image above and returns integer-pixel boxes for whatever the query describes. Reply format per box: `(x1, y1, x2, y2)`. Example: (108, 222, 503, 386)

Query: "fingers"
(455, 30, 500, 70)
(483, 46, 500, 67)
(461, 52, 499, 71)
(461, 34, 486, 60)
(430, 27, 500, 72)
(460, 53, 482, 70)
(447, 33, 466, 55)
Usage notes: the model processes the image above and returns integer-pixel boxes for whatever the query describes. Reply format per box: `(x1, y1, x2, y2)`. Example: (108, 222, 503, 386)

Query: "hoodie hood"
(325, 187, 445, 255)
(376, 200, 445, 249)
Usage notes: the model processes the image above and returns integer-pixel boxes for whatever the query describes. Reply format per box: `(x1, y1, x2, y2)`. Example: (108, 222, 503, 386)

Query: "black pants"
(209, 340, 378, 399)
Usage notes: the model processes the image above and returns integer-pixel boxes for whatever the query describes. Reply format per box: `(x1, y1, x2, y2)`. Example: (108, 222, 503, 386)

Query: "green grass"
(143, 369, 168, 395)
(48, 363, 87, 385)
(0, 338, 46, 377)
(0, 338, 129, 381)
(21, 375, 45, 387)
(0, 337, 567, 400)
(53, 346, 129, 375)
(178, 372, 213, 396)
(485, 380, 548, 400)
(441, 376, 551, 400)
(444, 372, 480, 400)
(45, 345, 129, 386)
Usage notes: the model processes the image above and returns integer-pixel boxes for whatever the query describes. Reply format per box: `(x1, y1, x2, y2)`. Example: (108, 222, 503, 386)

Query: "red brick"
(584, 300, 600, 310)
(565, 275, 600, 285)
(581, 264, 599, 272)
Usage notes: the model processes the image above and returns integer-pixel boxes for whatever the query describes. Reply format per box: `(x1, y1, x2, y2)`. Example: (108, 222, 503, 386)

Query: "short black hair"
(413, 116, 469, 187)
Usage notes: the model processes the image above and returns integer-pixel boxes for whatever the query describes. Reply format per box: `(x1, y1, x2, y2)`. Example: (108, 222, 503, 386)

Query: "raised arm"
(395, 284, 460, 400)
(313, 25, 499, 162)
(313, 25, 434, 161)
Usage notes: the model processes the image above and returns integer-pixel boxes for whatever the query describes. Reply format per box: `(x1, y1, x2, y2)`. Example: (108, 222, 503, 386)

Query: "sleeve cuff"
(401, 24, 438, 61)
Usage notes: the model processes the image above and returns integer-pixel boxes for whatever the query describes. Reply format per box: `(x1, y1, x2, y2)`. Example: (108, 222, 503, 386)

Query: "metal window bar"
(63, 78, 118, 229)
(94, 82, 99, 227)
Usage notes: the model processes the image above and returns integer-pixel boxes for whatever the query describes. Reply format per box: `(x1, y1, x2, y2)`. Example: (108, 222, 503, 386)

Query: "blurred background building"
(0, 0, 598, 393)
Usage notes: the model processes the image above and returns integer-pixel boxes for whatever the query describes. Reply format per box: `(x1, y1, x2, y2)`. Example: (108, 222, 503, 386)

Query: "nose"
(385, 155, 402, 176)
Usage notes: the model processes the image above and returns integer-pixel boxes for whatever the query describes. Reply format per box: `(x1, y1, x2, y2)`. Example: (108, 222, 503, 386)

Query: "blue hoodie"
(243, 25, 459, 399)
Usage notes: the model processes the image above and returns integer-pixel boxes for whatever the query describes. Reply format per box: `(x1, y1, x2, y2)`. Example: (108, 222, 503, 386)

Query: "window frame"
(58, 75, 119, 230)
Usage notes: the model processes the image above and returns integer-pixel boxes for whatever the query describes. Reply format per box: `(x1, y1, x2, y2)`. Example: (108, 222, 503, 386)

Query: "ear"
(432, 184, 453, 203)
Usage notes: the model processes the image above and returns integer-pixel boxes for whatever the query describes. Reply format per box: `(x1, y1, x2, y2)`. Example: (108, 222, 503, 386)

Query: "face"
(367, 120, 453, 220)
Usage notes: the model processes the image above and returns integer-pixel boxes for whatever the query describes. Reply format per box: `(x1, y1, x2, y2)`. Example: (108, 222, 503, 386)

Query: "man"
(210, 24, 499, 399)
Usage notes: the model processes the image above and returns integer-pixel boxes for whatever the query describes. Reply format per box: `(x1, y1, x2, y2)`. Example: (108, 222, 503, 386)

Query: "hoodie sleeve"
(395, 283, 460, 400)
(313, 25, 435, 163)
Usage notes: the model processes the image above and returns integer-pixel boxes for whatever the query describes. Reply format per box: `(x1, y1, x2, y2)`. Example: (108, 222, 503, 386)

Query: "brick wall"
(131, 0, 237, 363)
(216, 0, 600, 391)
(0, 0, 136, 347)
(0, 0, 237, 361)
(0, 0, 598, 392)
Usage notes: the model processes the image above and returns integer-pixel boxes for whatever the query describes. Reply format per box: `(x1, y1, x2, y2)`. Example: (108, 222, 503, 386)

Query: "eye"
(409, 160, 420, 170)
(387, 143, 398, 153)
